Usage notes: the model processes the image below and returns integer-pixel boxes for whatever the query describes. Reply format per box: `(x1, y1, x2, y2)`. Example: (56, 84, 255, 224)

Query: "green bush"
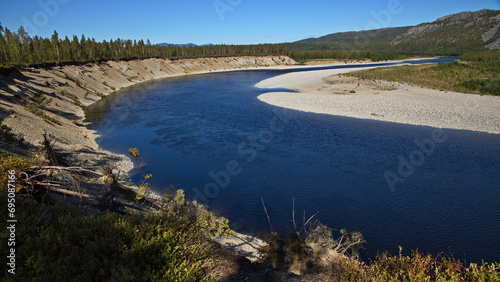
(339, 249, 500, 281)
(458, 79, 500, 95)
(128, 148, 140, 160)
(0, 192, 215, 281)
(24, 103, 61, 125)
(461, 51, 500, 62)
(0, 124, 15, 142)
(0, 154, 32, 191)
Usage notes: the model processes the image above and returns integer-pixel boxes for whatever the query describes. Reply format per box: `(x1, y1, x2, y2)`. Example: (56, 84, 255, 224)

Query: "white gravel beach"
(255, 65, 500, 134)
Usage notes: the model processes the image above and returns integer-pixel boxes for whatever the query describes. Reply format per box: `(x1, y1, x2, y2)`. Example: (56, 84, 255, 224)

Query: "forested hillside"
(0, 25, 288, 67)
(295, 27, 411, 51)
(391, 9, 500, 55)
(294, 9, 500, 55)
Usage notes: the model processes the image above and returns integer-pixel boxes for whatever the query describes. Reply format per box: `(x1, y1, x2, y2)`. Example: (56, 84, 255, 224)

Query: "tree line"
(0, 25, 289, 67)
(288, 49, 399, 62)
(460, 51, 500, 62)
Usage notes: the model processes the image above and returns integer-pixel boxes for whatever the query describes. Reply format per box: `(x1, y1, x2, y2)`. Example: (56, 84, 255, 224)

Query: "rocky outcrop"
(391, 9, 500, 50)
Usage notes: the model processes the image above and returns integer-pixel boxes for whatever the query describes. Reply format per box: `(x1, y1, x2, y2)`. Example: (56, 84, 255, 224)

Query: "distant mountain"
(391, 9, 500, 54)
(156, 43, 215, 47)
(295, 9, 500, 55)
(297, 26, 411, 48)
(157, 43, 198, 47)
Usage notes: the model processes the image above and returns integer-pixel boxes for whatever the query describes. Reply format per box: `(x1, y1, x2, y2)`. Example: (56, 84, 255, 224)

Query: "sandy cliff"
(0, 56, 296, 171)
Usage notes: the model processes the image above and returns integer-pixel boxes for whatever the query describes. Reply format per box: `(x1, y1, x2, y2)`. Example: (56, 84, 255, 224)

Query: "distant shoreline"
(255, 63, 500, 134)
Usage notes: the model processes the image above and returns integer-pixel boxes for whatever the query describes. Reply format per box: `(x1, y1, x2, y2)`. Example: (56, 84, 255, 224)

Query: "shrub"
(0, 124, 15, 141)
(339, 248, 500, 281)
(0, 154, 32, 192)
(58, 89, 83, 107)
(24, 103, 61, 125)
(32, 91, 53, 108)
(457, 79, 500, 95)
(135, 173, 153, 201)
(0, 192, 215, 281)
(128, 148, 140, 160)
(160, 189, 234, 238)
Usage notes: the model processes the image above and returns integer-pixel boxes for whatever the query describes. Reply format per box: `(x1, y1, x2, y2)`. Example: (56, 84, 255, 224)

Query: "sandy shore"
(255, 65, 500, 134)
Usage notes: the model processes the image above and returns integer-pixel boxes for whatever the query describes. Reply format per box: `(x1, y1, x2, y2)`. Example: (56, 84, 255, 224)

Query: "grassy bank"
(347, 52, 500, 95)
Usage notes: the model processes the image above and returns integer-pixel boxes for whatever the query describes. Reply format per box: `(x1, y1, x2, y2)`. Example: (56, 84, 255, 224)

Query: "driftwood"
(47, 186, 155, 213)
(120, 183, 165, 210)
(112, 201, 152, 213)
(48, 186, 96, 200)
(30, 165, 98, 171)
(21, 160, 165, 214)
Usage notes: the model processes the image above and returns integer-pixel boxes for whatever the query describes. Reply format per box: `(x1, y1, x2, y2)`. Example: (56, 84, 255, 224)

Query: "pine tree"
(72, 35, 80, 61)
(4, 28, 20, 64)
(0, 24, 7, 65)
(51, 30, 60, 62)
(17, 27, 30, 64)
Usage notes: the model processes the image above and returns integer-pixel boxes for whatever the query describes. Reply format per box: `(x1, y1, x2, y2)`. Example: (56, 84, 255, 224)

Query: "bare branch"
(339, 238, 366, 255)
(261, 197, 273, 233)
(298, 211, 319, 235)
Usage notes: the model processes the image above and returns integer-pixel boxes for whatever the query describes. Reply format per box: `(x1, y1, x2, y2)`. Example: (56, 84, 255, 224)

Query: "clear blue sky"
(1, 0, 499, 45)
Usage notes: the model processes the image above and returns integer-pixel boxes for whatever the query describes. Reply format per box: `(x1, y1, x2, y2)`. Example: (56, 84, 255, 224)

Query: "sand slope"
(0, 56, 296, 170)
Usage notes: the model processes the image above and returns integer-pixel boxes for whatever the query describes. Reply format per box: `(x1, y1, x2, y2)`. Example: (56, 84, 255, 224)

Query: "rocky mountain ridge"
(296, 9, 500, 54)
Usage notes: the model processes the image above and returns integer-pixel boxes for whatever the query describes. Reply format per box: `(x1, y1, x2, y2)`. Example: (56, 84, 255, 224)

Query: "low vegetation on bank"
(0, 190, 216, 281)
(348, 51, 500, 95)
(0, 150, 237, 281)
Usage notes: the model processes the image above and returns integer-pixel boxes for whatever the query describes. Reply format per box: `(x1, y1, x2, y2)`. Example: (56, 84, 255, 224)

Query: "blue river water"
(85, 59, 500, 263)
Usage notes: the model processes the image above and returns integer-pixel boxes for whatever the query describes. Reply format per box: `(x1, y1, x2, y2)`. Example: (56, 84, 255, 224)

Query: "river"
(85, 59, 500, 263)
